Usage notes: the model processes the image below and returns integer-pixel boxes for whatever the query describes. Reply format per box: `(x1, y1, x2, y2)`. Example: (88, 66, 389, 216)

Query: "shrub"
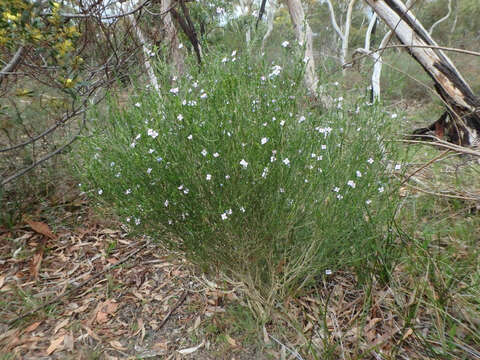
(75, 49, 402, 311)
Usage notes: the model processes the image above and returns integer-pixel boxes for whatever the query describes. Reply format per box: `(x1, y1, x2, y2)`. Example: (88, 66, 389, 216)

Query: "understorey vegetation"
(75, 50, 404, 312)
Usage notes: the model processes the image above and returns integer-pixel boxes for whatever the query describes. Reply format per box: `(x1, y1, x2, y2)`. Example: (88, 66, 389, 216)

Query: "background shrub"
(75, 49, 403, 308)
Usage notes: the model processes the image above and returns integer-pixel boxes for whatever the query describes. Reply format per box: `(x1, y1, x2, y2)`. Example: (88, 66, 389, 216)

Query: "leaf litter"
(0, 205, 264, 359)
(0, 198, 457, 359)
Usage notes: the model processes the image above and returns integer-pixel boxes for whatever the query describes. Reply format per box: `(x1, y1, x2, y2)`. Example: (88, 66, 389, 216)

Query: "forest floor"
(0, 196, 269, 359)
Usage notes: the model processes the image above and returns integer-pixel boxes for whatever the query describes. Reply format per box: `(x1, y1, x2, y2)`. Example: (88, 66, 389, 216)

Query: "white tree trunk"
(429, 0, 452, 35)
(117, 1, 160, 92)
(325, 0, 357, 73)
(371, 30, 392, 101)
(364, 13, 377, 51)
(239, 0, 254, 45)
(130, 14, 160, 92)
(285, 0, 319, 95)
(342, 0, 357, 74)
(261, 0, 277, 53)
(161, 0, 185, 75)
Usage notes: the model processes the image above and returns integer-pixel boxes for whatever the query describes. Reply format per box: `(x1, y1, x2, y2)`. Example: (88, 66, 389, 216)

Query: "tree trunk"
(161, 0, 185, 75)
(261, 0, 277, 53)
(129, 14, 161, 92)
(285, 0, 319, 95)
(365, 0, 480, 146)
(342, 0, 357, 74)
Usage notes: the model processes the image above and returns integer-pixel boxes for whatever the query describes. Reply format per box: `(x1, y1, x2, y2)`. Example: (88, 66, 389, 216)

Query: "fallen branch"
(158, 290, 188, 330)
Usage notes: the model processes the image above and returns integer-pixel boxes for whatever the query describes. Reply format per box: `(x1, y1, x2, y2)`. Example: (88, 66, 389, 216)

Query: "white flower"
(170, 87, 179, 94)
(261, 76, 266, 81)
(337, 194, 343, 200)
(156, 157, 163, 162)
(148, 148, 155, 154)
(115, 172, 121, 178)
(333, 81, 339, 86)
(135, 134, 141, 140)
(262, 167, 268, 178)
(222, 57, 228, 63)
(282, 158, 290, 166)
(177, 114, 183, 121)
(298, 115, 306, 123)
(391, 113, 398, 119)
(366, 199, 372, 205)
(206, 174, 212, 181)
(135, 102, 141, 107)
(135, 218, 141, 225)
(356, 170, 362, 177)
(201, 149, 208, 157)
(213, 152, 220, 158)
(221, 213, 228, 220)
(187, 134, 193, 140)
(367, 158, 374, 164)
(110, 162, 115, 167)
(325, 269, 332, 275)
(279, 188, 285, 193)
(216, 6, 224, 14)
(192, 81, 198, 88)
(303, 56, 309, 63)
(178, 43, 183, 49)
(225, 175, 230, 179)
(98, 189, 103, 195)
(200, 93, 207, 99)
(178, 185, 184, 190)
(126, 217, 131, 222)
(147, 129, 159, 138)
(147, 168, 152, 174)
(240, 206, 245, 213)
(231, 50, 237, 57)
(227, 209, 232, 215)
(240, 159, 248, 168)
(261, 137, 268, 145)
(378, 186, 385, 193)
(183, 188, 189, 194)
(130, 142, 136, 148)
(125, 188, 131, 195)
(321, 145, 327, 150)
(333, 187, 340, 193)
(395, 164, 402, 170)
(280, 120, 285, 127)
(281, 40, 289, 48)
(268, 65, 282, 78)
(164, 200, 169, 207)
(347, 180, 356, 188)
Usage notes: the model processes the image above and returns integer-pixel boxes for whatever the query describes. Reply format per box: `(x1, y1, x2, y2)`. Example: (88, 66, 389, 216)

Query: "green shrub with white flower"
(75, 49, 402, 306)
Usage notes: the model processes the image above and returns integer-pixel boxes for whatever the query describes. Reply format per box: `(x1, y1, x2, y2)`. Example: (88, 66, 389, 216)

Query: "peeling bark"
(365, 0, 480, 146)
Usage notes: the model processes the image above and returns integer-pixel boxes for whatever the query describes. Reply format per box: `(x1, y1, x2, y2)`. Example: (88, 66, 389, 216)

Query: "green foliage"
(75, 49, 403, 304)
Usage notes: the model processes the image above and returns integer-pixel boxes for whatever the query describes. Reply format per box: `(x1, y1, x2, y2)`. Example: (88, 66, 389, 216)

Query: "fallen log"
(365, 0, 480, 146)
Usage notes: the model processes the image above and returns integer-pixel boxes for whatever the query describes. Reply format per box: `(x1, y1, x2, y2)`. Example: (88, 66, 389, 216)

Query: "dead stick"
(5, 240, 149, 327)
(400, 149, 451, 186)
(158, 291, 188, 330)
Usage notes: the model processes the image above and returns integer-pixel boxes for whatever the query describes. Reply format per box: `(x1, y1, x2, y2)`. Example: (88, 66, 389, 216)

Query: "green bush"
(75, 50, 402, 308)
